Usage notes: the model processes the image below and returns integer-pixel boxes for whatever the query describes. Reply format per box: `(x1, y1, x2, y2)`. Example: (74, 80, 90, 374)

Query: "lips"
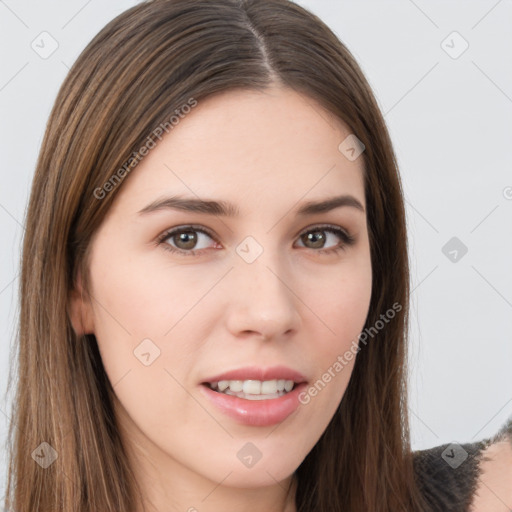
(200, 365, 308, 385)
(199, 381, 309, 426)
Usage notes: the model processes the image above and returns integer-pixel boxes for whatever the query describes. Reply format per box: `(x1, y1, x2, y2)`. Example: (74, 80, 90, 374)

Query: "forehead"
(110, 86, 366, 216)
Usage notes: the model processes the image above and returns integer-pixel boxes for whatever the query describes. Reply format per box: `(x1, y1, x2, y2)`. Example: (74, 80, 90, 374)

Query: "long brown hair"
(4, 0, 427, 510)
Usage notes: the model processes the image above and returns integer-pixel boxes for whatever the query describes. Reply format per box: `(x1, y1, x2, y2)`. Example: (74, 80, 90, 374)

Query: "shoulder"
(412, 415, 512, 512)
(468, 420, 512, 511)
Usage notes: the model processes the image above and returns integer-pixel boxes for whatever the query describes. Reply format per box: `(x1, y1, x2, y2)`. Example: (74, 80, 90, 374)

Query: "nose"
(224, 250, 301, 341)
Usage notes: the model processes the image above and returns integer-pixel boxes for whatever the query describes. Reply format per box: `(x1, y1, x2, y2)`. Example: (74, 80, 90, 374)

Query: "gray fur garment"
(412, 415, 512, 511)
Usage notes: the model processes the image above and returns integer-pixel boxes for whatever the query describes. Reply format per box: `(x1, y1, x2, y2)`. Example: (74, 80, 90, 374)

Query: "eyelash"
(156, 224, 356, 258)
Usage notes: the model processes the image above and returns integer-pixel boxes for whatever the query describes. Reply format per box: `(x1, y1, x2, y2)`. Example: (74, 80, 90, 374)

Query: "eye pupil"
(303, 231, 326, 249)
(176, 230, 197, 249)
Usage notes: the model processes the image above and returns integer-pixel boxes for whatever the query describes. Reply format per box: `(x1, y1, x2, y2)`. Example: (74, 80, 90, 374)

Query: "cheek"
(89, 240, 199, 339)
(87, 254, 205, 437)
(87, 243, 200, 388)
(312, 256, 372, 346)
(303, 254, 372, 398)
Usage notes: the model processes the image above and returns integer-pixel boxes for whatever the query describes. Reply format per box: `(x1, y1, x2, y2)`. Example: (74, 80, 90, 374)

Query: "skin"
(70, 85, 373, 512)
(470, 440, 512, 511)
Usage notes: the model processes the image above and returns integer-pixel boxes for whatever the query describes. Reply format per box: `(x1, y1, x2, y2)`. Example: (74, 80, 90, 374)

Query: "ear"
(68, 270, 95, 336)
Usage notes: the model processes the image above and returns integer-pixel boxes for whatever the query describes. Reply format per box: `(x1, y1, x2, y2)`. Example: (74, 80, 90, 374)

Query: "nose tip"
(242, 325, 295, 341)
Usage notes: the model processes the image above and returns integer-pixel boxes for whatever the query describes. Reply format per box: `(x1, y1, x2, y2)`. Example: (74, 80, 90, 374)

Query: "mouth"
(201, 379, 300, 401)
(198, 380, 309, 427)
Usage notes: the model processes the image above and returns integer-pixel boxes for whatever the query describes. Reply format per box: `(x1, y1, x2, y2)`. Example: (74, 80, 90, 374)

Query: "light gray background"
(1, 0, 511, 499)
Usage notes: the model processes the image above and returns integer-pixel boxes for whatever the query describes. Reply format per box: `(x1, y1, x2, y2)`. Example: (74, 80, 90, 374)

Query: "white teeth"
(209, 379, 296, 396)
(217, 381, 229, 392)
(243, 380, 261, 394)
(228, 380, 243, 392)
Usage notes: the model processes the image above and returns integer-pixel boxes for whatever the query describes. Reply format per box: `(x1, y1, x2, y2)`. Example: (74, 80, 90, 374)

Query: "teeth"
(209, 379, 296, 395)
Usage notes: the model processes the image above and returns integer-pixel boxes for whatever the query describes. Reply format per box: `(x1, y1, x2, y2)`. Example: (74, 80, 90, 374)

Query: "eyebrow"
(137, 194, 365, 217)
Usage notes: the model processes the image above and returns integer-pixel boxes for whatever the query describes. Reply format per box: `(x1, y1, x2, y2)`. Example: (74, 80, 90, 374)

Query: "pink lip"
(199, 381, 308, 427)
(200, 365, 308, 384)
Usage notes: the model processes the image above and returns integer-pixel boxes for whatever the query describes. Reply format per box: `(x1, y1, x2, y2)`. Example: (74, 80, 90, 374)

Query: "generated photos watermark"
(298, 301, 402, 404)
(94, 97, 198, 200)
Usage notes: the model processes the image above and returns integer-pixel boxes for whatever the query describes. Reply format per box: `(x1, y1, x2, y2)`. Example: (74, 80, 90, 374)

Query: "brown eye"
(158, 226, 218, 256)
(300, 230, 327, 249)
(296, 225, 355, 254)
(157, 224, 355, 258)
(172, 230, 199, 250)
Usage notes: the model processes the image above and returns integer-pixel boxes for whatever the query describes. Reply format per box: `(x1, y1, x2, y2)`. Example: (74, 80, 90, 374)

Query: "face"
(72, 86, 372, 500)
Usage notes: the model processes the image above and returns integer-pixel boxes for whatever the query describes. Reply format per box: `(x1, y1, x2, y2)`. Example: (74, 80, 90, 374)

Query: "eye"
(157, 224, 356, 257)
(295, 224, 356, 255)
(157, 225, 219, 256)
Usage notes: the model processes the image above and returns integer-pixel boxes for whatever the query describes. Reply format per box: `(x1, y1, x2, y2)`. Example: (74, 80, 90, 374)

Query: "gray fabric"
(412, 415, 512, 511)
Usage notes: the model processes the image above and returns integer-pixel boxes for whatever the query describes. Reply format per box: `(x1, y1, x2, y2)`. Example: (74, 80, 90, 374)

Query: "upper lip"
(201, 365, 308, 384)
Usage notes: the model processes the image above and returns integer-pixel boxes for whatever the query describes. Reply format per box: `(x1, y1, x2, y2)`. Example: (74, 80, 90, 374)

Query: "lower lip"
(199, 382, 308, 427)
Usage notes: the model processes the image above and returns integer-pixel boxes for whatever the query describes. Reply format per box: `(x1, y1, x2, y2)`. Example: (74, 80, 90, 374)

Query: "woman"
(4, 0, 511, 511)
